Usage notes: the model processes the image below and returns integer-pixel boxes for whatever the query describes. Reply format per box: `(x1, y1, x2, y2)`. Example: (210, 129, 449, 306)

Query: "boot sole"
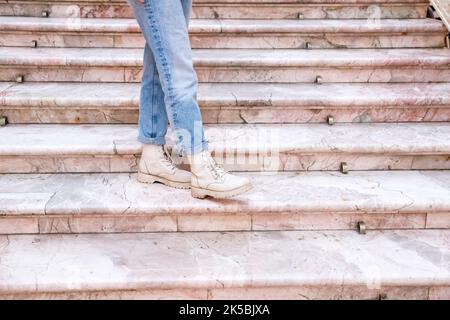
(137, 172, 191, 190)
(191, 183, 253, 199)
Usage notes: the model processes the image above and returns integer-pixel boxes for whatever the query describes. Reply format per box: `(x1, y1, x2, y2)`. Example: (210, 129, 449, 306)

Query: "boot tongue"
(206, 152, 227, 178)
(161, 146, 177, 173)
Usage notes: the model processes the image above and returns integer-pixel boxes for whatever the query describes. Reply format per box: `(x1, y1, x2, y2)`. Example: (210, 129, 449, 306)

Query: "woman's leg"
(131, 0, 192, 146)
(128, 0, 252, 198)
(128, 0, 207, 156)
(137, 44, 168, 145)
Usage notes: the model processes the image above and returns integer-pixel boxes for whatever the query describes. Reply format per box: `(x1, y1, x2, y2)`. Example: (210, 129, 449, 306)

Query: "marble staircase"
(1, 230, 449, 300)
(0, 0, 432, 19)
(1, 170, 449, 235)
(1, 123, 450, 173)
(1, 47, 450, 83)
(0, 0, 449, 299)
(1, 82, 450, 124)
(0, 17, 446, 49)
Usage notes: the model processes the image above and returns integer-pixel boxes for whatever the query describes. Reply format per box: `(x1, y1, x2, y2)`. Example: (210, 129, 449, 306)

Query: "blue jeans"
(127, 0, 208, 155)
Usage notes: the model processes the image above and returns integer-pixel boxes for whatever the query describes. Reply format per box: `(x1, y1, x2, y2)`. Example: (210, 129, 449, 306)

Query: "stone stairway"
(0, 0, 433, 19)
(0, 230, 449, 300)
(1, 170, 449, 234)
(1, 82, 450, 123)
(0, 16, 447, 48)
(1, 123, 450, 173)
(0, 0, 449, 300)
(1, 47, 450, 83)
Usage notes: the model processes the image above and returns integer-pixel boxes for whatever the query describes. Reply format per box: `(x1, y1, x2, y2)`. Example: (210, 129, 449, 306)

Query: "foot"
(138, 144, 191, 189)
(188, 150, 252, 199)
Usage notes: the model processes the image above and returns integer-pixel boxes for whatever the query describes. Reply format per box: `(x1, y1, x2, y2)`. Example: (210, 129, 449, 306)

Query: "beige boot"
(188, 150, 252, 199)
(138, 144, 191, 189)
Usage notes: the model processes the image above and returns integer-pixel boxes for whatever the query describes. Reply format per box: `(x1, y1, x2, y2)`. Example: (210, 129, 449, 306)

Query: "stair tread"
(3, 0, 429, 3)
(2, 82, 450, 108)
(0, 229, 448, 293)
(1, 170, 449, 215)
(2, 47, 449, 67)
(1, 17, 445, 33)
(1, 123, 449, 156)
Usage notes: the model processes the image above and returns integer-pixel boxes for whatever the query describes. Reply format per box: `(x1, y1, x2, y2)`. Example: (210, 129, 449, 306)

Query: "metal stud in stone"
(327, 115, 335, 126)
(378, 293, 387, 300)
(340, 162, 349, 174)
(42, 11, 50, 18)
(305, 42, 311, 49)
(16, 75, 24, 83)
(315, 76, 323, 84)
(426, 5, 437, 18)
(298, 13, 304, 19)
(31, 40, 38, 48)
(357, 221, 366, 235)
(0, 116, 7, 127)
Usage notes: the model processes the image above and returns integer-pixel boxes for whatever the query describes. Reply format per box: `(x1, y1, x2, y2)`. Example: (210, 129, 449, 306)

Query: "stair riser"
(0, 4, 428, 19)
(0, 153, 448, 174)
(3, 66, 449, 83)
(193, 5, 428, 20)
(0, 211, 446, 235)
(2, 107, 450, 124)
(0, 32, 445, 49)
(1, 285, 448, 300)
(1, 228, 449, 299)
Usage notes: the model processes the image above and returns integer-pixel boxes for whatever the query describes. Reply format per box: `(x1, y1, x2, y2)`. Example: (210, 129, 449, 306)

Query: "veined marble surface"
(0, 0, 430, 3)
(2, 82, 450, 124)
(0, 170, 449, 216)
(2, 82, 450, 109)
(1, 47, 449, 83)
(0, 230, 448, 295)
(1, 18, 445, 49)
(1, 170, 449, 234)
(0, 123, 449, 173)
(1, 123, 449, 156)
(3, 285, 450, 300)
(0, 287, 430, 300)
(0, 17, 444, 34)
(432, 0, 450, 30)
(1, 47, 449, 67)
(2, 66, 447, 83)
(0, 0, 428, 20)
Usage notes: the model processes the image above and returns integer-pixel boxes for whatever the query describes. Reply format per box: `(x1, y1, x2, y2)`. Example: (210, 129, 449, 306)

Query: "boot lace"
(205, 152, 227, 180)
(161, 146, 178, 174)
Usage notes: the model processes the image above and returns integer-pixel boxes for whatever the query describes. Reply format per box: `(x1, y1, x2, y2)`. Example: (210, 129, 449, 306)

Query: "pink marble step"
(0, 0, 429, 19)
(1, 47, 449, 83)
(0, 123, 449, 173)
(2, 82, 450, 124)
(0, 17, 446, 49)
(0, 171, 449, 235)
(0, 230, 448, 299)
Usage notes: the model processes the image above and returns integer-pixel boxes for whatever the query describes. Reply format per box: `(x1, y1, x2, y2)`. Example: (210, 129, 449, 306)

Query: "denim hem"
(138, 135, 166, 146)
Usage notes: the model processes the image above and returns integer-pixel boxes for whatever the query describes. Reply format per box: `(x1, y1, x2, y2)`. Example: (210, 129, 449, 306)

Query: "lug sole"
(137, 172, 191, 190)
(191, 183, 253, 199)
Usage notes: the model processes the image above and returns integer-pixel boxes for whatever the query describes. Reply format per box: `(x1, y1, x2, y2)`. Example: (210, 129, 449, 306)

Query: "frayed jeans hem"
(138, 135, 166, 146)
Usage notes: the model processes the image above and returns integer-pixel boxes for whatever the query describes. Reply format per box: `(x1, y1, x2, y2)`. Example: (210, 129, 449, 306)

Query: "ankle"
(141, 143, 165, 158)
